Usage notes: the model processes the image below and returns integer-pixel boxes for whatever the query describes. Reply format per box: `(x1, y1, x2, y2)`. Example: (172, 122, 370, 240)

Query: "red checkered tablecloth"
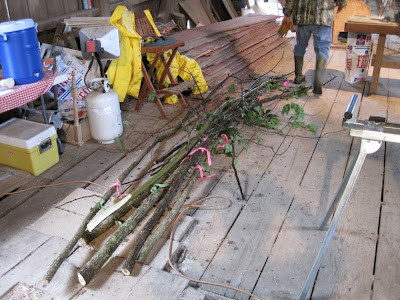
(0, 70, 56, 114)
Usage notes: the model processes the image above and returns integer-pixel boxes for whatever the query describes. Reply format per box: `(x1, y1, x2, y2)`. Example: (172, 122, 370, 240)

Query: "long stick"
(136, 170, 197, 265)
(77, 170, 175, 286)
(231, 143, 245, 200)
(121, 161, 194, 275)
(122, 138, 216, 274)
(43, 79, 226, 283)
(72, 71, 83, 145)
(43, 109, 194, 283)
(80, 122, 211, 244)
(77, 124, 211, 286)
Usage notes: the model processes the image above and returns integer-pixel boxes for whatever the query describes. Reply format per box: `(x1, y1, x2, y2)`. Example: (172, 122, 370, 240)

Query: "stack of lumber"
(64, 17, 110, 29)
(173, 15, 291, 88)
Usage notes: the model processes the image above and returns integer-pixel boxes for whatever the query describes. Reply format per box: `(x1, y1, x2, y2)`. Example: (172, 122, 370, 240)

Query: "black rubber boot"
(313, 58, 327, 95)
(294, 56, 306, 84)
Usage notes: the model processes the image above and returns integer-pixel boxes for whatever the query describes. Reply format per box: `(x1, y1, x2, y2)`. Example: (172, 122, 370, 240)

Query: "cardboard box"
(0, 118, 59, 176)
(61, 117, 92, 146)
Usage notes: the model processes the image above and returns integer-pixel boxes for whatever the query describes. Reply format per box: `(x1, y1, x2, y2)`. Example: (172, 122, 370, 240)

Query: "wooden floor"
(1, 38, 400, 300)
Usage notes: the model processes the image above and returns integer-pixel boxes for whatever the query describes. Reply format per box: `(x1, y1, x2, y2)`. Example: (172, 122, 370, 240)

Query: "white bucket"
(85, 89, 123, 144)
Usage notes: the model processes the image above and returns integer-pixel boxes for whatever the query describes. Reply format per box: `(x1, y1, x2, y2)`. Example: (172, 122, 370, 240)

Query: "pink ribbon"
(284, 79, 292, 87)
(193, 165, 215, 179)
(216, 134, 229, 151)
(109, 179, 130, 197)
(258, 95, 262, 101)
(182, 147, 212, 166)
(202, 135, 208, 141)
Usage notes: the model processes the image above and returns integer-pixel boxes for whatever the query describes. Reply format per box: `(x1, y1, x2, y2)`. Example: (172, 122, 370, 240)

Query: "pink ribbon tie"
(193, 165, 215, 179)
(109, 179, 130, 197)
(217, 134, 229, 151)
(284, 80, 292, 87)
(183, 147, 213, 166)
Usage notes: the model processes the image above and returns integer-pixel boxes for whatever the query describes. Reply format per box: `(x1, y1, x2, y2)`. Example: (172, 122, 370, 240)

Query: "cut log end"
(77, 272, 88, 286)
(121, 268, 131, 276)
(80, 237, 90, 245)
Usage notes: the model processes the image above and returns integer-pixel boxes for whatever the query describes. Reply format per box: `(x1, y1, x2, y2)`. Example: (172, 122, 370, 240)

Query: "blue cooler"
(0, 19, 43, 85)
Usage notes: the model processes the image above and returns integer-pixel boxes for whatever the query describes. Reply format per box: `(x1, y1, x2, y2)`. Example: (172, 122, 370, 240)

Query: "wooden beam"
(222, 0, 238, 19)
(92, 0, 111, 17)
(371, 54, 400, 69)
(370, 34, 387, 94)
(179, 0, 213, 25)
(345, 17, 400, 36)
(157, 0, 180, 22)
(37, 8, 100, 32)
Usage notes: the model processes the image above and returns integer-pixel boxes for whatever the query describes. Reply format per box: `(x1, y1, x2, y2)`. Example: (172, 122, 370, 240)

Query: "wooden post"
(370, 34, 386, 94)
(157, 0, 180, 22)
(92, 0, 111, 17)
(173, 12, 187, 29)
(72, 71, 83, 145)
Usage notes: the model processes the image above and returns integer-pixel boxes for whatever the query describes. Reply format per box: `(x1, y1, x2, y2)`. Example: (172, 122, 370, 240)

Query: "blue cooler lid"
(0, 19, 36, 33)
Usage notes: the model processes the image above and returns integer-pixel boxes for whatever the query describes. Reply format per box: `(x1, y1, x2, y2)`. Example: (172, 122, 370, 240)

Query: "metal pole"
(4, 0, 10, 21)
(319, 155, 358, 230)
(299, 138, 382, 300)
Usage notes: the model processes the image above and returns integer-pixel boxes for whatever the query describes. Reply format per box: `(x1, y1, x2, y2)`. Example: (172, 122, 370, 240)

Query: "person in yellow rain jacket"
(106, 6, 142, 102)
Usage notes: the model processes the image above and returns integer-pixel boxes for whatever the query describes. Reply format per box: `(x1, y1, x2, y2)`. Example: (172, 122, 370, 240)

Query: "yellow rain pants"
(146, 51, 209, 104)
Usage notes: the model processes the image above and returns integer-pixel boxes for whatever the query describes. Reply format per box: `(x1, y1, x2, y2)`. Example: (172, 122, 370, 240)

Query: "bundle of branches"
(43, 75, 311, 286)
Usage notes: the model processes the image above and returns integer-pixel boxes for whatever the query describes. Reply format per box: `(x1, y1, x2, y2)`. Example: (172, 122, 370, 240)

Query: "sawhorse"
(299, 94, 400, 299)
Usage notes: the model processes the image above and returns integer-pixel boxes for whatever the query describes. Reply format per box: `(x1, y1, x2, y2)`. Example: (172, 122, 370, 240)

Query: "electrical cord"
(84, 54, 94, 88)
(94, 52, 104, 78)
(0, 181, 108, 196)
(168, 195, 267, 300)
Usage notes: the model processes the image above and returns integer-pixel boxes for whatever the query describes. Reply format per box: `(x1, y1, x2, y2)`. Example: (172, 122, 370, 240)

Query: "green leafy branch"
(281, 103, 317, 132)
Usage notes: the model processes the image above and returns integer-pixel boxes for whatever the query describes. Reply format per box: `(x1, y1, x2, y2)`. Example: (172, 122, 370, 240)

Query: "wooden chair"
(134, 11, 193, 119)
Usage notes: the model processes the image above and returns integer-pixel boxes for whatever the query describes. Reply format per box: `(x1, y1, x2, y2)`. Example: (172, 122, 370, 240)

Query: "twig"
(232, 143, 245, 200)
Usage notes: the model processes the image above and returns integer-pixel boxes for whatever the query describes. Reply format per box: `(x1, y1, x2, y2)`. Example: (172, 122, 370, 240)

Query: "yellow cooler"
(0, 118, 59, 175)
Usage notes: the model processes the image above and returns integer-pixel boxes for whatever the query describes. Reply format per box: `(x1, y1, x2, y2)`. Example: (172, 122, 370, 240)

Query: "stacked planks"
(64, 17, 110, 29)
(173, 15, 292, 89)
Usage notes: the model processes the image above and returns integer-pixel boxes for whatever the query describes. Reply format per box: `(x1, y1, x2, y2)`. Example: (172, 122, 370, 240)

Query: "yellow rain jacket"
(106, 6, 142, 102)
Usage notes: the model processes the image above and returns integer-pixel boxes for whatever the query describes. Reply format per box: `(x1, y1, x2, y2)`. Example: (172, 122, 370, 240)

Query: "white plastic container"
(85, 89, 123, 144)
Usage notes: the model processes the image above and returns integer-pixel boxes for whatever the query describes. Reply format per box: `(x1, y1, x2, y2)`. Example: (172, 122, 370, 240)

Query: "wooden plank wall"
(0, 0, 159, 32)
(0, 0, 82, 23)
(110, 0, 160, 17)
(0, 0, 30, 22)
